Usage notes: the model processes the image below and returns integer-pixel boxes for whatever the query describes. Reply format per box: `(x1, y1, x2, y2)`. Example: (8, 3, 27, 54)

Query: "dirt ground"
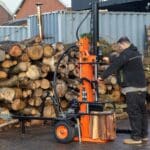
(0, 118, 150, 150)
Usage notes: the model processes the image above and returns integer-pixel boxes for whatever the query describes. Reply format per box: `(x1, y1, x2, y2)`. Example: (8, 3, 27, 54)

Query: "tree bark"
(34, 80, 41, 89)
(41, 64, 50, 73)
(26, 65, 41, 80)
(22, 107, 41, 116)
(11, 62, 30, 74)
(0, 76, 18, 87)
(33, 88, 43, 97)
(21, 36, 42, 46)
(20, 53, 30, 62)
(0, 120, 18, 129)
(56, 80, 68, 97)
(0, 50, 5, 62)
(55, 42, 65, 52)
(105, 75, 117, 85)
(28, 97, 42, 107)
(43, 44, 54, 57)
(65, 91, 78, 101)
(14, 88, 23, 99)
(22, 90, 32, 98)
(68, 63, 75, 72)
(11, 99, 26, 111)
(43, 100, 56, 118)
(0, 88, 15, 103)
(110, 90, 121, 102)
(2, 60, 17, 68)
(98, 81, 107, 94)
(30, 120, 43, 126)
(0, 71, 7, 79)
(42, 57, 56, 72)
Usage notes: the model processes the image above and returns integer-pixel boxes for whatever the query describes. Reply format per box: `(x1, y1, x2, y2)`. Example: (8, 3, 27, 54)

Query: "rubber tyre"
(54, 121, 75, 144)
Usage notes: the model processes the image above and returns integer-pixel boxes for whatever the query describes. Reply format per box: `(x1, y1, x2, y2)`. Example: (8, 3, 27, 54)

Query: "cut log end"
(27, 45, 43, 60)
(9, 45, 22, 57)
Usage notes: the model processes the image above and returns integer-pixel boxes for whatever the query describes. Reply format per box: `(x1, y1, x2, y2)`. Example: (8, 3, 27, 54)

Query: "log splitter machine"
(53, 0, 116, 144)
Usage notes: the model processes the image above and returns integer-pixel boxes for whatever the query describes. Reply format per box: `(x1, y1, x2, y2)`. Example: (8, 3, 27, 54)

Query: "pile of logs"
(144, 57, 150, 80)
(0, 36, 80, 127)
(145, 25, 150, 56)
(98, 72, 128, 120)
(143, 57, 150, 111)
(143, 57, 150, 100)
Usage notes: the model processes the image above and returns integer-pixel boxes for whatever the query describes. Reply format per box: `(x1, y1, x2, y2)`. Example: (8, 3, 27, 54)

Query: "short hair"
(117, 36, 131, 44)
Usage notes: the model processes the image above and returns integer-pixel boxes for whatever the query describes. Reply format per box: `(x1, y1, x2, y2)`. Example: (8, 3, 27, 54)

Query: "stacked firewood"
(144, 57, 150, 80)
(145, 25, 150, 56)
(143, 57, 150, 112)
(98, 70, 128, 120)
(143, 57, 150, 99)
(0, 36, 80, 127)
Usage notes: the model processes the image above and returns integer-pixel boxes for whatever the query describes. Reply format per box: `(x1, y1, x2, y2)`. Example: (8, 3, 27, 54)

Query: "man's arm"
(101, 52, 129, 79)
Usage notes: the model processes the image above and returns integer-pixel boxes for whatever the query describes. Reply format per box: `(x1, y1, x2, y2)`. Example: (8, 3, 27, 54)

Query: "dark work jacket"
(102, 44, 146, 88)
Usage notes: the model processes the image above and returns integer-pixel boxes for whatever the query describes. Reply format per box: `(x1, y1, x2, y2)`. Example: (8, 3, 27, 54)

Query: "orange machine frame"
(75, 37, 107, 143)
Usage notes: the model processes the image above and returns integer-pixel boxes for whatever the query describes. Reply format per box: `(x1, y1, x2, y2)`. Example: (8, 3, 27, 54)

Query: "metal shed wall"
(28, 11, 150, 53)
(0, 26, 28, 42)
(28, 12, 59, 44)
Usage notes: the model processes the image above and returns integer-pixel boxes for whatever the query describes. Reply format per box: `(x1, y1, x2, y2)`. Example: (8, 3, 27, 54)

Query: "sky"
(1, 0, 22, 13)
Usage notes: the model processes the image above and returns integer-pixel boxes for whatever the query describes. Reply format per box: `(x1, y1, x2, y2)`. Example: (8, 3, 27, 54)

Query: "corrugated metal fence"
(28, 12, 59, 44)
(1, 11, 150, 54)
(28, 11, 150, 53)
(0, 26, 28, 42)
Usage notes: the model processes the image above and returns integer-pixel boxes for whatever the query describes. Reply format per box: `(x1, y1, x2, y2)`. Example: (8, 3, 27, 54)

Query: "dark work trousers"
(126, 92, 148, 140)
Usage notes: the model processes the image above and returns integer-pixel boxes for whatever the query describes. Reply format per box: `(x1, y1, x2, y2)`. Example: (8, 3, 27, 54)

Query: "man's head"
(117, 37, 131, 53)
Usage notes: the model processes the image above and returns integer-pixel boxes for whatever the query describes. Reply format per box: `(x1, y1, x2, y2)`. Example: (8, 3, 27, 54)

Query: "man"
(101, 37, 148, 144)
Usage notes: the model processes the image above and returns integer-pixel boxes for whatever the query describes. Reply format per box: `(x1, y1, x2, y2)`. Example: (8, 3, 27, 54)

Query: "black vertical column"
(92, 0, 100, 101)
(92, 0, 99, 56)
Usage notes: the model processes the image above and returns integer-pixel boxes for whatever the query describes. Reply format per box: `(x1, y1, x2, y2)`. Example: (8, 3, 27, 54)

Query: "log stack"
(143, 56, 150, 112)
(98, 77, 128, 120)
(145, 26, 150, 56)
(143, 57, 150, 96)
(0, 36, 80, 128)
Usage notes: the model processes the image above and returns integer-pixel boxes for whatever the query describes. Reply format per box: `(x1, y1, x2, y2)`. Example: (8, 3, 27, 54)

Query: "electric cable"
(53, 45, 78, 114)
(76, 10, 91, 41)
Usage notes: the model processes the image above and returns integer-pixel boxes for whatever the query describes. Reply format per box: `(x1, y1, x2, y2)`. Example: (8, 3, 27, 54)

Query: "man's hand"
(98, 76, 103, 81)
(98, 77, 105, 84)
(102, 56, 110, 64)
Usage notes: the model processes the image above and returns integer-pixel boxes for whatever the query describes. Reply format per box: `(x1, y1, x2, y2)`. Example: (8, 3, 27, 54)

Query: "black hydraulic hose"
(53, 45, 78, 114)
(76, 10, 91, 41)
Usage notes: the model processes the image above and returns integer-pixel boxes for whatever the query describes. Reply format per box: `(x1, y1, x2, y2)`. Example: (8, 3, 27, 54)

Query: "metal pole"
(92, 0, 100, 101)
(36, 3, 43, 40)
(92, 0, 99, 56)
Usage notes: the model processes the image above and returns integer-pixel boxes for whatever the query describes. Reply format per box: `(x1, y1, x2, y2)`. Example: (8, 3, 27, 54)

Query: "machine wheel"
(54, 121, 75, 144)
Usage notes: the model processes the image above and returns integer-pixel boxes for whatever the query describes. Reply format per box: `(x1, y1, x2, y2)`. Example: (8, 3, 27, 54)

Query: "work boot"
(123, 139, 142, 144)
